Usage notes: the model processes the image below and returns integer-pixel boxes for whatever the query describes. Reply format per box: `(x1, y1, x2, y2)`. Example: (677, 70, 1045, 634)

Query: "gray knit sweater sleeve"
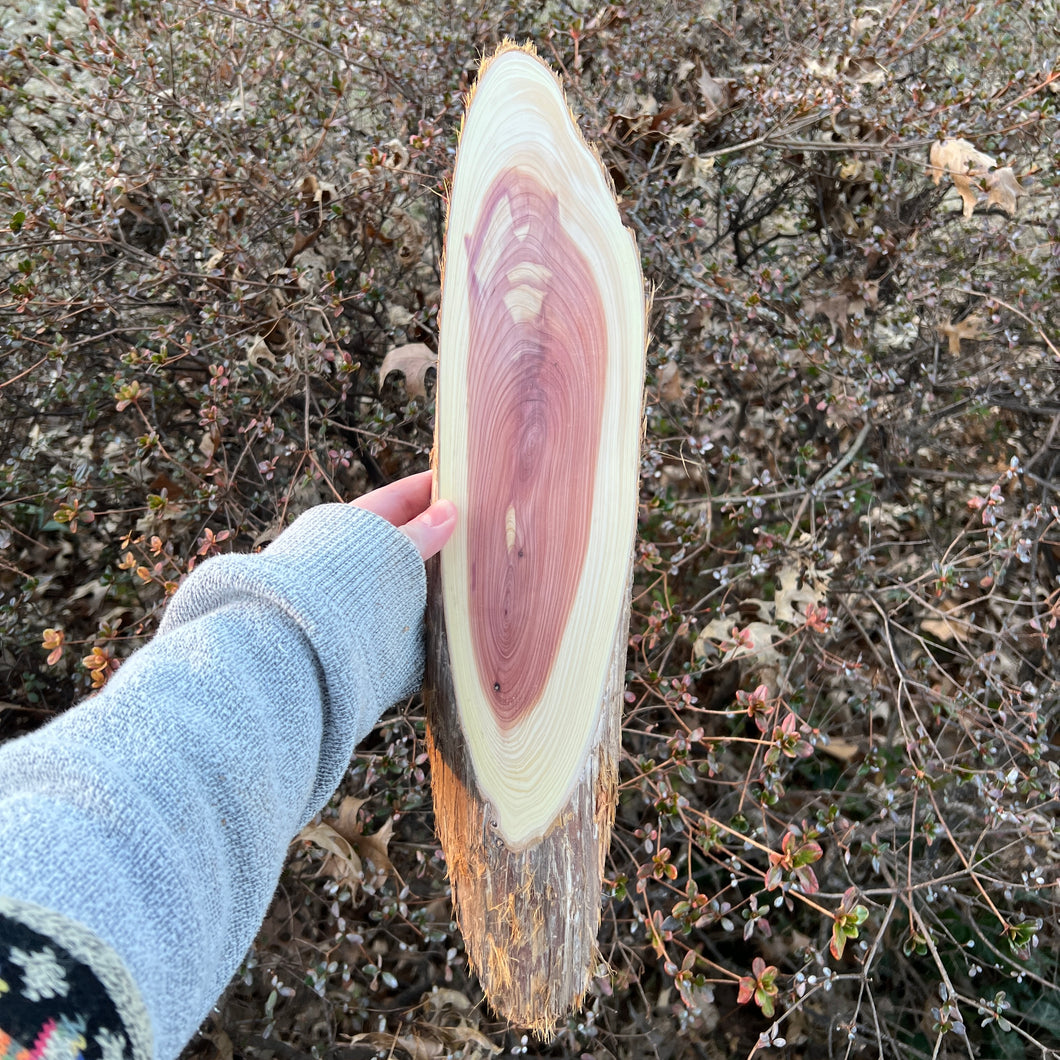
(0, 503, 427, 1060)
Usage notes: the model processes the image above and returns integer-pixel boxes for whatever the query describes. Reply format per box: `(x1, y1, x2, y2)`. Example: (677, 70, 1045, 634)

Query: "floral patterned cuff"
(0, 897, 150, 1060)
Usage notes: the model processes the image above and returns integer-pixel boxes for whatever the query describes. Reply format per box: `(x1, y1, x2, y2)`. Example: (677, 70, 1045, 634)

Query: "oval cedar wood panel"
(465, 169, 607, 728)
(435, 44, 644, 847)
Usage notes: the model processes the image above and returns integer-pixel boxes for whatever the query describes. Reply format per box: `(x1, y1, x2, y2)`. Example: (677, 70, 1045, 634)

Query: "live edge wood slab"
(425, 41, 647, 1039)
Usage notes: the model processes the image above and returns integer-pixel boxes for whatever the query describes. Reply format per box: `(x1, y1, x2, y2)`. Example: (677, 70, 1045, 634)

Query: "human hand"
(350, 470, 456, 560)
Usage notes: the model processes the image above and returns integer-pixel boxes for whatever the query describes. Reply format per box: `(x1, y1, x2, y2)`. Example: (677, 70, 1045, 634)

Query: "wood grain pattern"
(426, 41, 646, 1037)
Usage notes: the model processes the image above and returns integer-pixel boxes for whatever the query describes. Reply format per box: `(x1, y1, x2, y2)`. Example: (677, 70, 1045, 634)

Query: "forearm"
(0, 504, 425, 1059)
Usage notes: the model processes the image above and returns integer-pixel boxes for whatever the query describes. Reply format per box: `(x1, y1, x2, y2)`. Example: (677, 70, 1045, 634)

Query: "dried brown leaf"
(199, 424, 220, 461)
(657, 360, 684, 402)
(985, 166, 1022, 215)
(299, 820, 364, 898)
(439, 1023, 501, 1054)
(300, 797, 399, 896)
(297, 173, 337, 208)
(850, 11, 878, 36)
(245, 336, 278, 380)
(696, 68, 730, 117)
(774, 563, 831, 625)
(352, 815, 396, 878)
(676, 154, 715, 188)
(347, 1033, 443, 1060)
(674, 58, 695, 81)
(807, 293, 857, 335)
(921, 600, 972, 644)
(820, 739, 861, 762)
(614, 91, 659, 123)
(928, 139, 996, 217)
(921, 615, 970, 644)
(939, 313, 988, 356)
(805, 284, 874, 340)
(424, 987, 475, 1014)
(839, 157, 872, 181)
(694, 619, 782, 668)
(380, 343, 437, 398)
(846, 55, 886, 84)
(390, 206, 426, 267)
(805, 54, 840, 80)
(334, 794, 369, 837)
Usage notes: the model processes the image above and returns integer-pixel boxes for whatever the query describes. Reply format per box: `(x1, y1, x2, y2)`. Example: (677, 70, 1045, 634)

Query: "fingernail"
(422, 499, 456, 527)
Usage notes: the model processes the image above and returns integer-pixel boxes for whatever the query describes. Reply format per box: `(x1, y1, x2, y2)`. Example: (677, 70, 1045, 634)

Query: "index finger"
(349, 470, 434, 527)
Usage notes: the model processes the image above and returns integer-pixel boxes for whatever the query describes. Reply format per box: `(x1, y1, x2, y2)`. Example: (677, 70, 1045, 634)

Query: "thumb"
(400, 498, 457, 560)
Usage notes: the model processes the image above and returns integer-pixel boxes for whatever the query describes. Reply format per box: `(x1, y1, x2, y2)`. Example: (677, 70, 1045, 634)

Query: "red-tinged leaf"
(792, 840, 823, 868)
(830, 927, 846, 960)
(737, 976, 755, 1005)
